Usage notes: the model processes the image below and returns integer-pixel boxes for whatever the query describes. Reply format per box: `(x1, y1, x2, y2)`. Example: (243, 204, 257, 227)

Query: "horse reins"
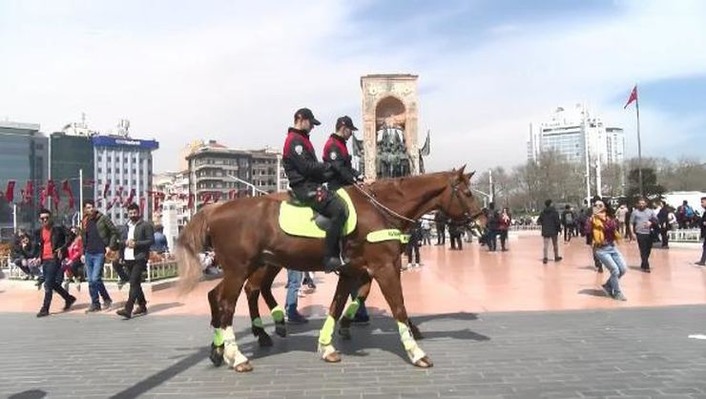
(352, 180, 485, 228)
(352, 183, 417, 226)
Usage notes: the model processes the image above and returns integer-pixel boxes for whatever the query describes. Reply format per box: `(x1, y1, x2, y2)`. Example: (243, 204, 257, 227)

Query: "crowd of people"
(8, 200, 166, 319)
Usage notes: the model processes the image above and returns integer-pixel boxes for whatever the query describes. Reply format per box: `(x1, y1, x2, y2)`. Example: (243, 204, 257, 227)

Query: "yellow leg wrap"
(271, 306, 285, 323)
(318, 315, 336, 346)
(222, 327, 249, 367)
(213, 328, 225, 346)
(343, 299, 361, 319)
(252, 317, 264, 329)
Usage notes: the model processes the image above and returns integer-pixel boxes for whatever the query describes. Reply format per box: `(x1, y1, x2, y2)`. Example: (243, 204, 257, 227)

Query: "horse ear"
(464, 171, 475, 181)
(457, 165, 466, 178)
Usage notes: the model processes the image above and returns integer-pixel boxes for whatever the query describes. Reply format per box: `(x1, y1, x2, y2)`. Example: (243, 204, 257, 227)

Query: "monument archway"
(355, 74, 429, 180)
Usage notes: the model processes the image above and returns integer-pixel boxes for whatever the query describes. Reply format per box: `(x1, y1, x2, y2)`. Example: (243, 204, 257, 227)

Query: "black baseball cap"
(335, 115, 358, 131)
(294, 108, 321, 126)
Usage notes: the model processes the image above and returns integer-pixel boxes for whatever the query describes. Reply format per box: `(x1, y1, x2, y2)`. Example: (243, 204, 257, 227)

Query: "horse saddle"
(278, 188, 357, 238)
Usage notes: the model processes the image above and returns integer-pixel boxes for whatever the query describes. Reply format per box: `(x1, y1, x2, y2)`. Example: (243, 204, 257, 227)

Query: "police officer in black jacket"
(322, 116, 364, 191)
(282, 108, 348, 273)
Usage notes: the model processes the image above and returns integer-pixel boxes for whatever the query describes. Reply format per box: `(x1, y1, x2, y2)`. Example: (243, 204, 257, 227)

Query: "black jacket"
(486, 209, 500, 230)
(11, 240, 37, 261)
(121, 220, 155, 262)
(33, 225, 68, 261)
(282, 128, 332, 190)
(323, 134, 360, 191)
(700, 211, 706, 239)
(537, 206, 561, 238)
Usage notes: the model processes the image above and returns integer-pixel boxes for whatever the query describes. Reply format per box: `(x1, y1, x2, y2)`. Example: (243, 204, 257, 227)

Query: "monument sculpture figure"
(355, 74, 430, 180)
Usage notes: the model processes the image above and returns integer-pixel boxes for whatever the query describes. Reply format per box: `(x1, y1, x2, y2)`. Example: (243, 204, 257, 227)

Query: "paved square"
(1, 305, 706, 399)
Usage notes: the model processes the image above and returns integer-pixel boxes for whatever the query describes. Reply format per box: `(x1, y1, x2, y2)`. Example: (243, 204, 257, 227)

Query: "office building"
(50, 132, 94, 216)
(527, 104, 625, 165)
(0, 121, 47, 233)
(92, 135, 159, 225)
(186, 141, 287, 211)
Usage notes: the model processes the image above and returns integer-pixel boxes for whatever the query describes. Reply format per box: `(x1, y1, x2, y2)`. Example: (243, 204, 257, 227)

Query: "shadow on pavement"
(578, 288, 610, 298)
(109, 347, 208, 399)
(8, 390, 47, 399)
(148, 302, 184, 314)
(237, 312, 489, 363)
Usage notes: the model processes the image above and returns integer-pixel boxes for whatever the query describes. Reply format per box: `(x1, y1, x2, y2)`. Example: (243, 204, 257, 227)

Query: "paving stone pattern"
(1, 306, 705, 399)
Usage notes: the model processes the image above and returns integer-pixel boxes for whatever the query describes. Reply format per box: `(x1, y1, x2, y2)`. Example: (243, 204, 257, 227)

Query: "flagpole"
(79, 168, 84, 221)
(635, 89, 643, 197)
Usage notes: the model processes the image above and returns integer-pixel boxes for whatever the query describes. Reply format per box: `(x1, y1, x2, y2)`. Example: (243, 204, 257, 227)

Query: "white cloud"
(0, 0, 705, 175)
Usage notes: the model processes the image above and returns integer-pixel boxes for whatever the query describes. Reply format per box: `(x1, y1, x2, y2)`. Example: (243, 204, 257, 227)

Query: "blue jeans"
(41, 259, 72, 311)
(85, 253, 112, 306)
(594, 244, 627, 294)
(285, 270, 303, 310)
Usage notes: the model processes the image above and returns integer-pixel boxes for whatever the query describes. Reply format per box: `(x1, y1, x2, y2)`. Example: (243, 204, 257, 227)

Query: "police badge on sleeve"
(295, 145, 303, 155)
(330, 151, 337, 160)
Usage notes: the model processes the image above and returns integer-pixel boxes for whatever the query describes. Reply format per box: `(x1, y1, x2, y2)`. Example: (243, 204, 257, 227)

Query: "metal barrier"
(668, 229, 701, 243)
(2, 259, 179, 282)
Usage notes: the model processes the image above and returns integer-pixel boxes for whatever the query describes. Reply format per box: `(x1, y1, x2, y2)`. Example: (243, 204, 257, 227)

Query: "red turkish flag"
(187, 194, 195, 209)
(46, 180, 60, 209)
(139, 196, 146, 215)
(5, 180, 15, 202)
(61, 180, 75, 209)
(623, 85, 638, 109)
(125, 188, 136, 206)
(39, 186, 47, 208)
(23, 181, 34, 205)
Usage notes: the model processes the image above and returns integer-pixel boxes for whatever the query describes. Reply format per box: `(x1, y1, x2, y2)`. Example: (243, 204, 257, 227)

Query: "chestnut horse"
(176, 167, 483, 372)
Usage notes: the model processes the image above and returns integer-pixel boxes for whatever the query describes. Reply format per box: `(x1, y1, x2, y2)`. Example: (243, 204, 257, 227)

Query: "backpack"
(565, 212, 573, 224)
(685, 206, 695, 218)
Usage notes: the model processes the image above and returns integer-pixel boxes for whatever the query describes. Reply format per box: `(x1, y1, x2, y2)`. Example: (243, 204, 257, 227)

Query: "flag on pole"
(624, 85, 638, 109)
(23, 181, 34, 205)
(62, 180, 75, 209)
(5, 180, 15, 203)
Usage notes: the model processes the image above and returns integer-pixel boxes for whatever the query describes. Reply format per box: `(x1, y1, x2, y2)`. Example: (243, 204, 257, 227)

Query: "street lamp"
(224, 174, 268, 197)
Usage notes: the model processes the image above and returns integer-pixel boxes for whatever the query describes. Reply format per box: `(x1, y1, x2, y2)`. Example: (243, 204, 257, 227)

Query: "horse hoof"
(323, 351, 341, 363)
(234, 361, 254, 373)
(413, 356, 434, 368)
(258, 333, 273, 347)
(338, 327, 351, 340)
(209, 344, 224, 367)
(275, 323, 287, 338)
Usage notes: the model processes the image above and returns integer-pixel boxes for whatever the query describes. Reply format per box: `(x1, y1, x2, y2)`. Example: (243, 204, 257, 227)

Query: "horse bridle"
(353, 179, 485, 228)
(445, 181, 485, 225)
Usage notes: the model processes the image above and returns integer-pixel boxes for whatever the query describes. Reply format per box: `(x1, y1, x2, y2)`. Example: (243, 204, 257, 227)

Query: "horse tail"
(176, 207, 210, 295)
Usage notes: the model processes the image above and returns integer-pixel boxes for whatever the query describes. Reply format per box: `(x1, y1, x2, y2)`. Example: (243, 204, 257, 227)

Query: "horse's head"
(437, 165, 486, 227)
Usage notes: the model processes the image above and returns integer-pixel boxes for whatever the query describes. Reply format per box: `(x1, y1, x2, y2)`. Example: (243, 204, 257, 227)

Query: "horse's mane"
(362, 171, 449, 194)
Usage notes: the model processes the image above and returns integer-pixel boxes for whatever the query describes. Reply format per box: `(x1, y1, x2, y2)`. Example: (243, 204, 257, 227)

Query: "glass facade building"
(0, 121, 47, 234)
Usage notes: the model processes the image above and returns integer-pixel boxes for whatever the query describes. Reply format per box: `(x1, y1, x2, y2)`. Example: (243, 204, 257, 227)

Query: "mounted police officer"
(322, 116, 364, 191)
(282, 108, 348, 273)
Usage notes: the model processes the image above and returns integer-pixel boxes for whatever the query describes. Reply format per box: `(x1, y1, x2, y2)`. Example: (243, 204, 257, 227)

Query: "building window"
(98, 155, 102, 162)
(98, 167, 102, 173)
(107, 167, 111, 173)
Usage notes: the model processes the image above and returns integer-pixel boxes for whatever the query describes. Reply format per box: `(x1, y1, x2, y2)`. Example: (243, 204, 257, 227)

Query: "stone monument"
(352, 74, 430, 180)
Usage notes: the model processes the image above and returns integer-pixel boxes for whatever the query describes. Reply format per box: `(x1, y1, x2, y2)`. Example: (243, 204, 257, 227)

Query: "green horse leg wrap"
(343, 299, 361, 319)
(271, 306, 285, 323)
(252, 317, 264, 329)
(318, 315, 336, 346)
(213, 328, 225, 346)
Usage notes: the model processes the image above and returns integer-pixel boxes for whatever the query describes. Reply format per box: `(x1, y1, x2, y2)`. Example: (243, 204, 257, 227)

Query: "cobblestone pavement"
(2, 305, 706, 399)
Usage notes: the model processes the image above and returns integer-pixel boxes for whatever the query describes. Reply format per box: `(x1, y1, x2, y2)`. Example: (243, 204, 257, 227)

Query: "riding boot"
(323, 198, 348, 273)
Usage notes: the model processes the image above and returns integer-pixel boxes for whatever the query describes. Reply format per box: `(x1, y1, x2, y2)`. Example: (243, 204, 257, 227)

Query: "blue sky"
(1, 0, 705, 173)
